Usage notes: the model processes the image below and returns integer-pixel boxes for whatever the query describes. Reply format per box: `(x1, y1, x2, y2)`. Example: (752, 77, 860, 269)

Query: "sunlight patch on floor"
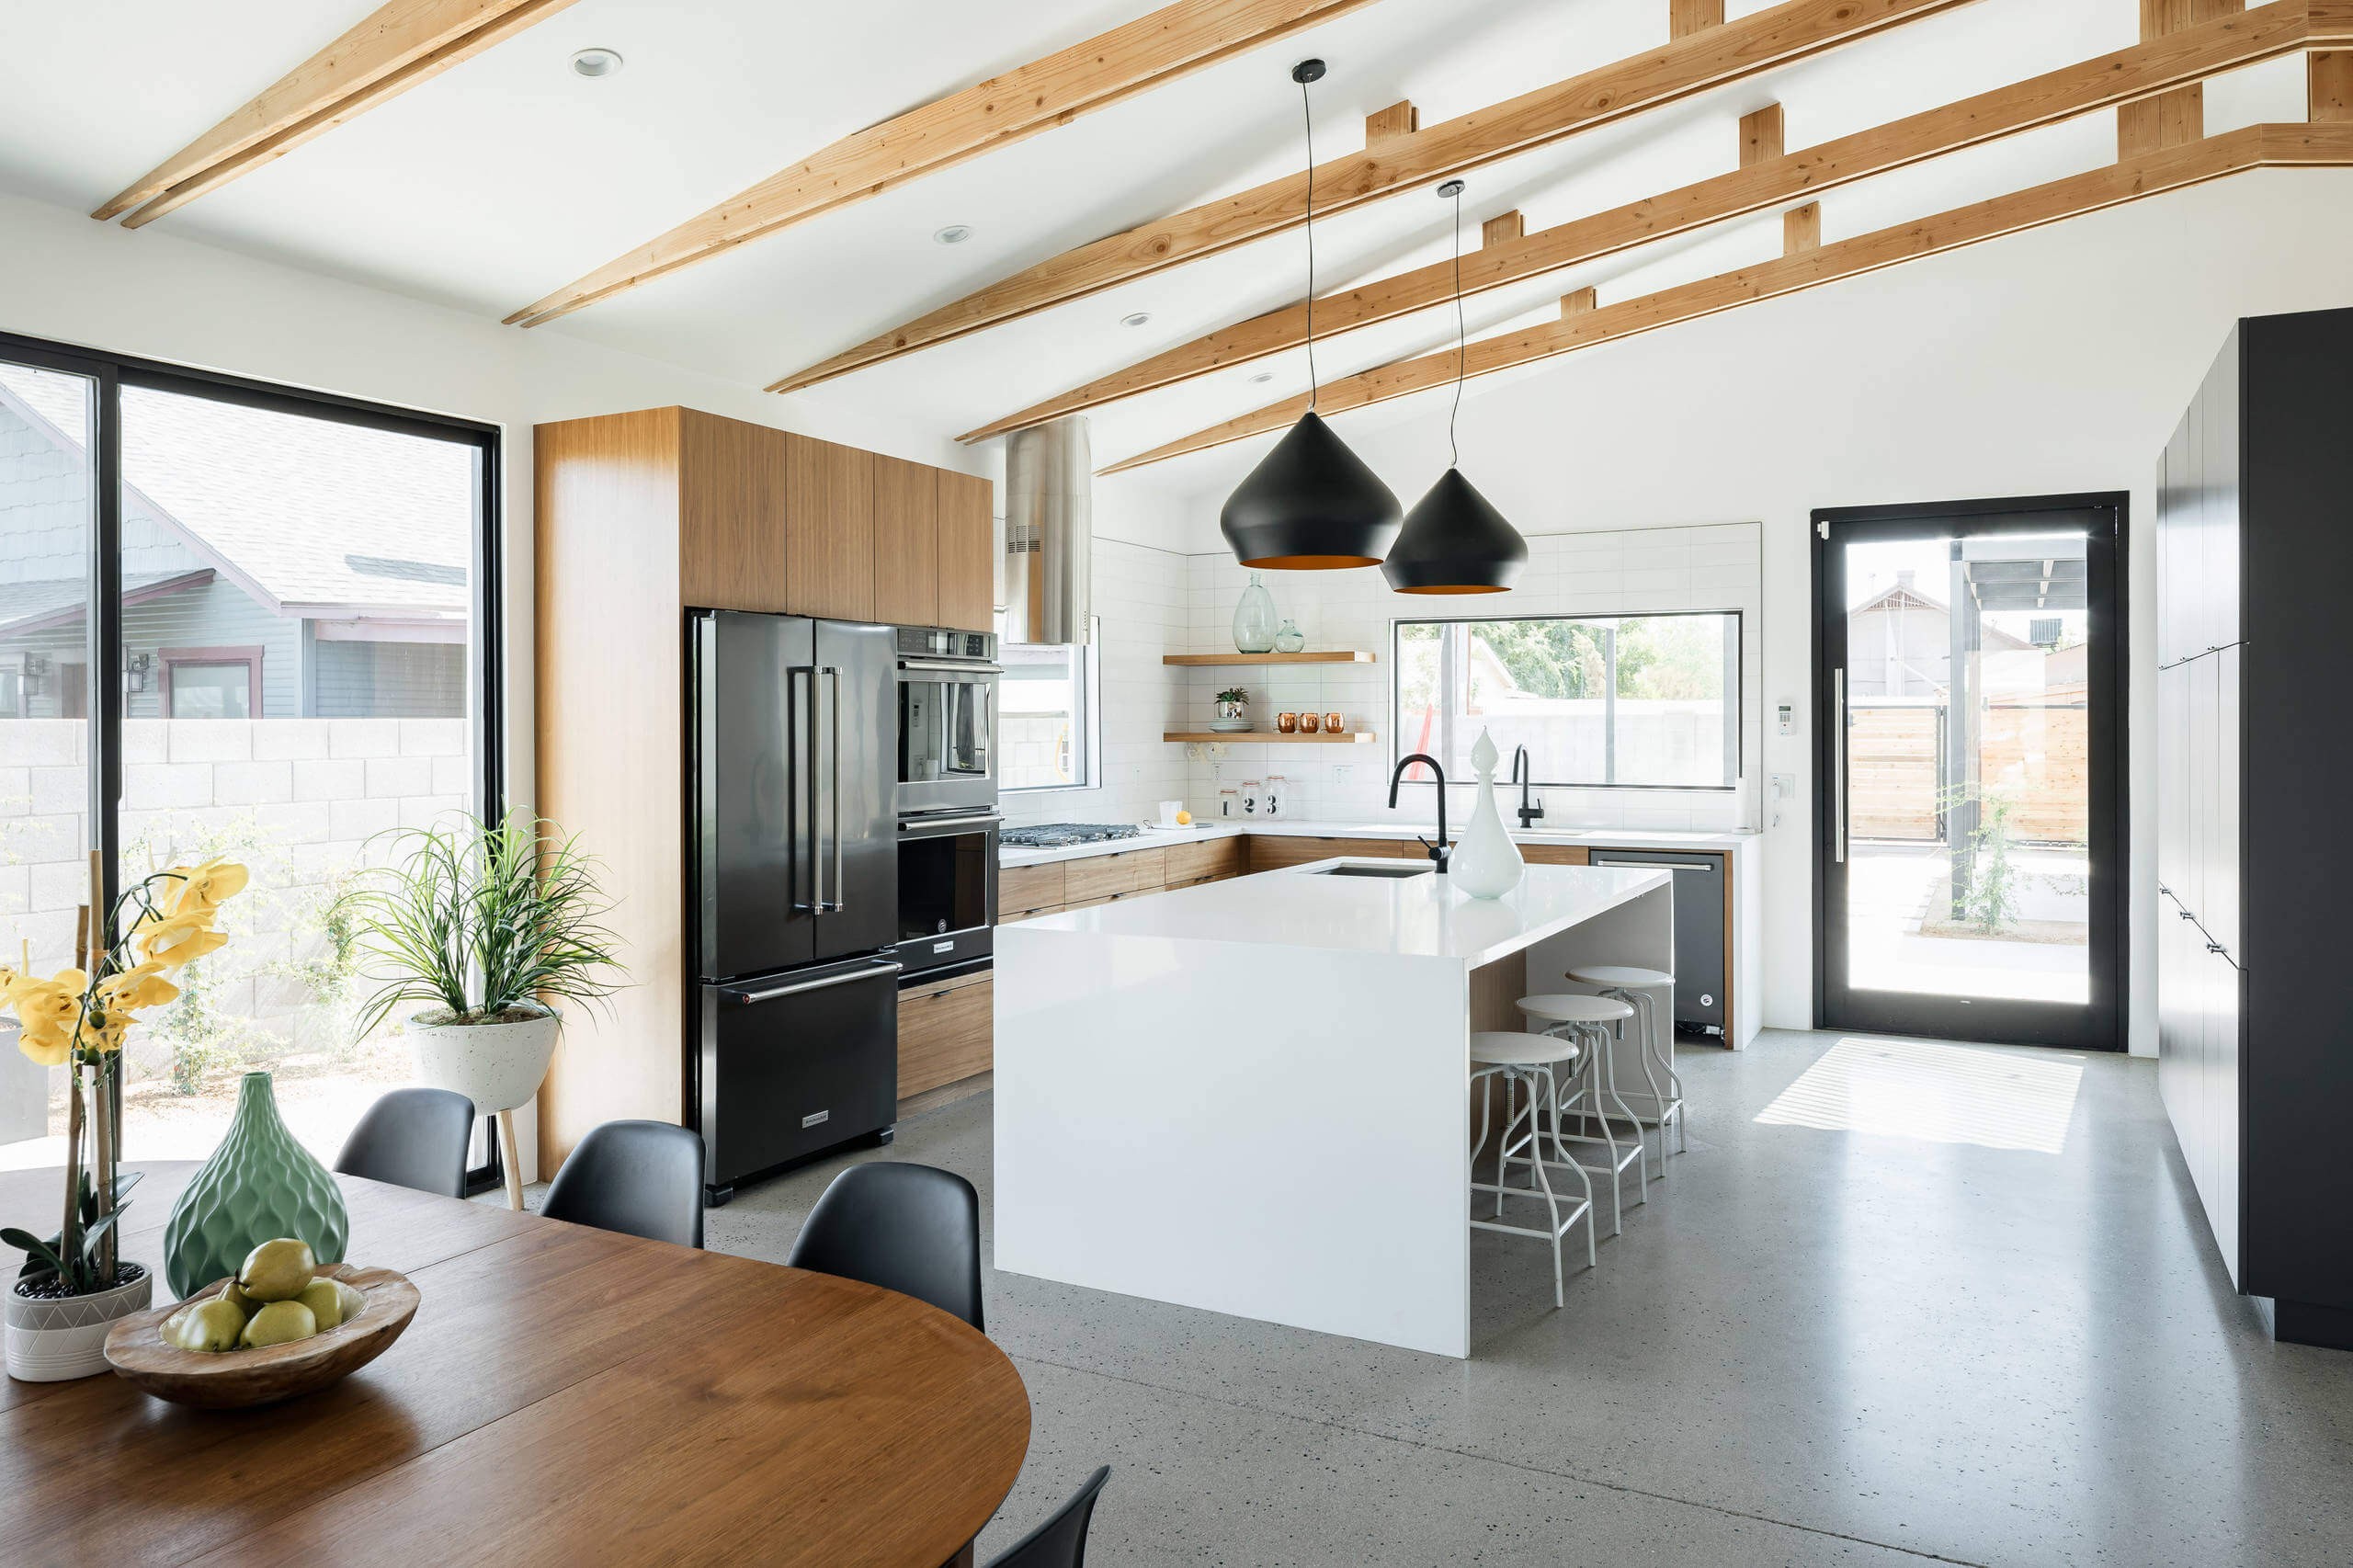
(1754, 1036, 2083, 1153)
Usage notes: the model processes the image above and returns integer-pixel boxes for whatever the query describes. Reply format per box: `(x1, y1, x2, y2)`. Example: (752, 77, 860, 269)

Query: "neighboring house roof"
(0, 367, 469, 620)
(0, 568, 216, 635)
(1850, 581, 2031, 653)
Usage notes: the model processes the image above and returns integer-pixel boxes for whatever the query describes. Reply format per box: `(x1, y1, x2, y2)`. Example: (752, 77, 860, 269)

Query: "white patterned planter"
(6, 1267, 153, 1382)
(408, 1006, 560, 1116)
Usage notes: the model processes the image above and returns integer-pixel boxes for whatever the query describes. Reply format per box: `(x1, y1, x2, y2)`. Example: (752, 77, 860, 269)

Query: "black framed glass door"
(1813, 495, 2127, 1051)
(0, 328, 504, 1170)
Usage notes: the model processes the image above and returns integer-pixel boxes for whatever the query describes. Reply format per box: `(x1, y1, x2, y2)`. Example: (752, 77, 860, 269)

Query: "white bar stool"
(1565, 965, 1687, 1165)
(1515, 993, 1645, 1236)
(1469, 1030, 1596, 1306)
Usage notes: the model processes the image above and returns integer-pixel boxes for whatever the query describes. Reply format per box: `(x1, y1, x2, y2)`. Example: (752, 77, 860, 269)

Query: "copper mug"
(1300, 712, 1323, 733)
(1275, 711, 1299, 733)
(1324, 712, 1346, 733)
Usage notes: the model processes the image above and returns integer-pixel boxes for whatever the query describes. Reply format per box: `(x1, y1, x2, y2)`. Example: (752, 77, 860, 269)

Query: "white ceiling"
(0, 0, 2312, 494)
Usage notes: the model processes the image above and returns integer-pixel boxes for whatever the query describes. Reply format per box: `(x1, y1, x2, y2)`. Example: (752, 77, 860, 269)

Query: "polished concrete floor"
(682, 1030, 2350, 1565)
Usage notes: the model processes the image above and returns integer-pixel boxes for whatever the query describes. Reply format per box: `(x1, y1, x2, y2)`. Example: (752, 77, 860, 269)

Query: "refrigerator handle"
(825, 665, 845, 912)
(792, 664, 820, 914)
(722, 960, 903, 1006)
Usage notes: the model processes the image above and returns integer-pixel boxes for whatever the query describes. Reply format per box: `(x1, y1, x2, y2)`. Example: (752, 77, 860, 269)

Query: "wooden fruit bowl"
(102, 1263, 419, 1409)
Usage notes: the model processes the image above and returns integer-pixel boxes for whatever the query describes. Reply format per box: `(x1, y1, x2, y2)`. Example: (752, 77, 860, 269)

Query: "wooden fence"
(1848, 700, 2088, 846)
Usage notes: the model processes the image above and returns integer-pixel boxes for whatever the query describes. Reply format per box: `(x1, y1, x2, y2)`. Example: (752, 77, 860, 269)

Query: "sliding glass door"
(1813, 497, 2126, 1051)
(0, 332, 499, 1167)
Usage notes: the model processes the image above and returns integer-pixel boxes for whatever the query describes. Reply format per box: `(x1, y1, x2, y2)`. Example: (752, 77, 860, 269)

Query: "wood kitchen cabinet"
(783, 433, 875, 621)
(937, 470, 995, 632)
(871, 454, 939, 626)
(898, 970, 994, 1100)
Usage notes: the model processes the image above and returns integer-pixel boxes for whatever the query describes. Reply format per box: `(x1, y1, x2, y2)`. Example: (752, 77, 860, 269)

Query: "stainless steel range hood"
(1003, 416, 1092, 645)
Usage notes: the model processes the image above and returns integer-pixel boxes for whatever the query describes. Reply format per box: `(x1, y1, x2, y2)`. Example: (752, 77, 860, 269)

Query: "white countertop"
(1009, 858, 1671, 967)
(999, 818, 1755, 867)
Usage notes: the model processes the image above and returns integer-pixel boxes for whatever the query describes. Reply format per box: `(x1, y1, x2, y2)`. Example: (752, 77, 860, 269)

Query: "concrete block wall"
(0, 717, 471, 1069)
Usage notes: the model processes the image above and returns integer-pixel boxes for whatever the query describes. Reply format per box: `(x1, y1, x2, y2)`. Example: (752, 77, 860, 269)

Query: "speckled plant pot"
(6, 1267, 152, 1382)
(163, 1072, 347, 1300)
(407, 1006, 558, 1118)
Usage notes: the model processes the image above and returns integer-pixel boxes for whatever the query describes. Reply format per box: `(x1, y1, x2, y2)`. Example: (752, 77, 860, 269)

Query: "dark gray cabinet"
(2154, 307, 2353, 1349)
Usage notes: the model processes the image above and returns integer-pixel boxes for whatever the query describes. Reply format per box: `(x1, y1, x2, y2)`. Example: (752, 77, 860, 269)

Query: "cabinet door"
(784, 434, 875, 621)
(679, 412, 790, 612)
(898, 971, 993, 1099)
(2212, 949, 2241, 1285)
(2156, 414, 2188, 666)
(2208, 645, 2240, 954)
(870, 456, 939, 626)
(936, 470, 995, 633)
(2203, 337, 2241, 650)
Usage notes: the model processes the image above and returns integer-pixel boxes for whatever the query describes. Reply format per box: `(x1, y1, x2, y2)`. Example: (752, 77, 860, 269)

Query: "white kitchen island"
(995, 858, 1674, 1358)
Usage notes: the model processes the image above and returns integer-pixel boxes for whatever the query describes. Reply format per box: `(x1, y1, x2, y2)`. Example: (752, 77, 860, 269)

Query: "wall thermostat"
(1776, 702, 1796, 738)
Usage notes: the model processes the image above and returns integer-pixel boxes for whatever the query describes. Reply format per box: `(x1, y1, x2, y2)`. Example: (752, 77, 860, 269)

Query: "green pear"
(220, 1278, 259, 1315)
(296, 1276, 348, 1330)
(239, 1299, 317, 1348)
(167, 1297, 248, 1353)
(237, 1237, 316, 1302)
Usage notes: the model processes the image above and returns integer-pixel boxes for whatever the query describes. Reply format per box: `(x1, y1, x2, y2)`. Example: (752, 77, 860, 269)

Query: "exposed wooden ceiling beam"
(1481, 210, 1526, 247)
(2317, 48, 2353, 115)
(959, 0, 2339, 445)
(1783, 200, 1823, 253)
(1739, 103, 1786, 166)
(2120, 0, 2245, 156)
(502, 0, 1385, 328)
(1671, 1, 1729, 39)
(95, 0, 577, 227)
(1097, 120, 2353, 473)
(772, 0, 1979, 395)
(1366, 99, 1420, 143)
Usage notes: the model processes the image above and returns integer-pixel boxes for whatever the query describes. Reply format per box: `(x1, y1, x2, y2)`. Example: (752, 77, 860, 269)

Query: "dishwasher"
(1586, 850, 1725, 1037)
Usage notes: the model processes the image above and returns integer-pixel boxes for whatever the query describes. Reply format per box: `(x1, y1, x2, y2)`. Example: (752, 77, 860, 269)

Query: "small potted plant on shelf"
(3, 856, 251, 1381)
(1214, 687, 1249, 730)
(331, 809, 626, 1206)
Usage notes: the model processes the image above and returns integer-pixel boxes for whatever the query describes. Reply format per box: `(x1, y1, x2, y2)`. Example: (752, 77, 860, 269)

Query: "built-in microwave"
(894, 810, 997, 976)
(896, 626, 998, 817)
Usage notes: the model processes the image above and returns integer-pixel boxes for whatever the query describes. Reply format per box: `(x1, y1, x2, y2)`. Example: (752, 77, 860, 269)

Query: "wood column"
(2120, 0, 2245, 155)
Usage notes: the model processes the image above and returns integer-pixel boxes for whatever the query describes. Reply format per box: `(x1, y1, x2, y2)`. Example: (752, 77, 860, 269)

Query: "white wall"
(1134, 170, 2353, 1054)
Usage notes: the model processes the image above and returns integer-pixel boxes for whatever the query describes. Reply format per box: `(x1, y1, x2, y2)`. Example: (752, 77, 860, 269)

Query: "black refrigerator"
(688, 608, 901, 1203)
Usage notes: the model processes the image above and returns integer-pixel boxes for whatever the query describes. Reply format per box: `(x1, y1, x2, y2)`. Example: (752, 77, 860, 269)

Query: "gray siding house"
(0, 366, 470, 721)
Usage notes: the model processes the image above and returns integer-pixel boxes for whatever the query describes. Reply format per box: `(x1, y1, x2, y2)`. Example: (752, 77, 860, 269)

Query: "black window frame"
(1388, 609, 1745, 792)
(0, 327, 506, 1177)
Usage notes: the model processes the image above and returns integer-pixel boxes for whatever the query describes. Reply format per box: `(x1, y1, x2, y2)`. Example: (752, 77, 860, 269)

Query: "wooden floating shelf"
(1164, 731, 1378, 745)
(1161, 651, 1375, 665)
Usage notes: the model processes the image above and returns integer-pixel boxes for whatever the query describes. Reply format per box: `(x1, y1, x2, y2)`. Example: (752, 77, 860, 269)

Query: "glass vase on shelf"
(1273, 619, 1305, 653)
(1232, 573, 1278, 653)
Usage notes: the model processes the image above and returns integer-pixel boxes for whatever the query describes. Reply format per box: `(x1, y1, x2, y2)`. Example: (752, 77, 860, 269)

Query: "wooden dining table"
(1, 1161, 1030, 1568)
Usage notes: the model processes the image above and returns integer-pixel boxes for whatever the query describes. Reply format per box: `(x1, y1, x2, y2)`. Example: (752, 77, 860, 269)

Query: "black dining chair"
(333, 1086, 475, 1199)
(984, 1467, 1111, 1568)
(786, 1162, 983, 1329)
(540, 1119, 706, 1248)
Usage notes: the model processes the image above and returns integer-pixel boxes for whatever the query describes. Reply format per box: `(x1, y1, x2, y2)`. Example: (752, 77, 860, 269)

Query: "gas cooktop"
(1000, 823, 1147, 848)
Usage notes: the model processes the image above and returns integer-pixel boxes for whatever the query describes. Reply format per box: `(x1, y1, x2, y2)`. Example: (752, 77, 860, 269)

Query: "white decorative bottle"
(1450, 730, 1525, 900)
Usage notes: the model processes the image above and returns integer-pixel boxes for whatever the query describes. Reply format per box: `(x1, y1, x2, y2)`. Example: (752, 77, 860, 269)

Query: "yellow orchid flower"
(96, 960, 178, 1014)
(74, 1005, 130, 1055)
(169, 857, 250, 919)
(8, 970, 89, 1067)
(139, 913, 228, 971)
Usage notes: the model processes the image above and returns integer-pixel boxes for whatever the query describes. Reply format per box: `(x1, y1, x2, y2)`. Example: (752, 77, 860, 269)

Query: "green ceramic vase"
(163, 1071, 347, 1299)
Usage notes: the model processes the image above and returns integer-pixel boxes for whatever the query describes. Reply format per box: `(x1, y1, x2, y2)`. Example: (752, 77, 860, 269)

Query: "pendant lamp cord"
(1300, 75, 1320, 413)
(1448, 184, 1465, 470)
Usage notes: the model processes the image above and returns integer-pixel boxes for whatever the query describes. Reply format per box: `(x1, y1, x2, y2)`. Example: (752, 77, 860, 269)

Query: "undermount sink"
(1315, 862, 1434, 879)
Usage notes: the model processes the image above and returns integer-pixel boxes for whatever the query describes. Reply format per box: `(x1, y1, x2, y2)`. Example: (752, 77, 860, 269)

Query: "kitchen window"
(1392, 612, 1741, 790)
(998, 630, 1099, 791)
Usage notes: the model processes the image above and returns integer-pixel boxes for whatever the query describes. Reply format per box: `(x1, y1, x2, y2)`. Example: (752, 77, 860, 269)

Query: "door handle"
(899, 658, 1004, 674)
(901, 813, 1003, 833)
(722, 960, 903, 1005)
(1832, 666, 1848, 865)
(825, 666, 845, 913)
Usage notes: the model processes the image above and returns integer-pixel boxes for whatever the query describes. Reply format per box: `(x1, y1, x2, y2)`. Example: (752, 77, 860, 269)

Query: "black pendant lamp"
(1220, 59, 1402, 571)
(1382, 180, 1528, 594)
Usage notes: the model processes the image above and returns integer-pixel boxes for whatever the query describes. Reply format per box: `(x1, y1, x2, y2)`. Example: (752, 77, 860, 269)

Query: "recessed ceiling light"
(1120, 312, 1153, 328)
(934, 224, 974, 245)
(1247, 370, 1274, 383)
(570, 47, 624, 78)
